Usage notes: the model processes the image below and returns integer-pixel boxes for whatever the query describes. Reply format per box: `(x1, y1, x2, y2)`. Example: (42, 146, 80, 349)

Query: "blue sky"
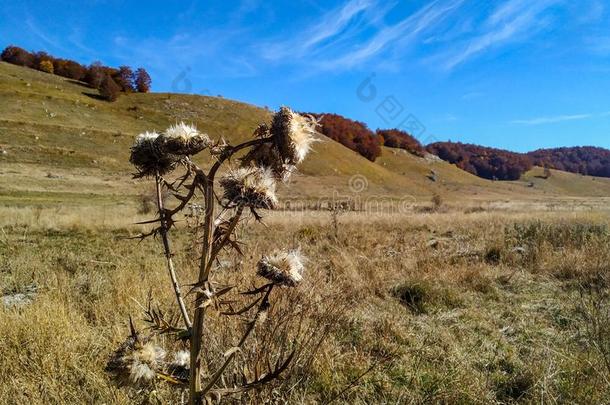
(1, 0, 609, 152)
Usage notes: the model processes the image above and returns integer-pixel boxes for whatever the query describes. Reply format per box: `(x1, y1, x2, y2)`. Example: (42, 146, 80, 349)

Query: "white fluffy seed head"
(257, 249, 305, 287)
(160, 122, 211, 156)
(171, 350, 190, 368)
(164, 122, 201, 140)
(107, 337, 166, 386)
(126, 343, 165, 384)
(130, 131, 180, 177)
(134, 131, 160, 145)
(129, 360, 156, 383)
(271, 107, 317, 165)
(220, 166, 278, 209)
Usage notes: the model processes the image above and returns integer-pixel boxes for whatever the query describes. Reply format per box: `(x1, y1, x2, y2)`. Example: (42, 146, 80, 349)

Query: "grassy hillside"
(0, 62, 416, 202)
(378, 146, 610, 199)
(1, 61, 609, 206)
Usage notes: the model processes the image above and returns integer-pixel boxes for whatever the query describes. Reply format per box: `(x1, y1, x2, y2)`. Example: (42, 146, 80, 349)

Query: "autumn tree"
(134, 68, 152, 92)
(528, 147, 610, 178)
(114, 66, 135, 92)
(53, 59, 87, 80)
(99, 74, 121, 101)
(85, 62, 105, 89)
(376, 128, 425, 156)
(1, 45, 34, 67)
(427, 142, 533, 181)
(38, 60, 54, 74)
(33, 51, 54, 67)
(307, 112, 381, 161)
(2, 45, 153, 96)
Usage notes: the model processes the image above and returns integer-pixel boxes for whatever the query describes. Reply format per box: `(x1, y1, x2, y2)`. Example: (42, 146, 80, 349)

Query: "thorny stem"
(200, 284, 274, 397)
(189, 173, 214, 404)
(189, 136, 273, 405)
(206, 205, 244, 275)
(156, 175, 192, 329)
(209, 137, 272, 179)
(167, 162, 207, 217)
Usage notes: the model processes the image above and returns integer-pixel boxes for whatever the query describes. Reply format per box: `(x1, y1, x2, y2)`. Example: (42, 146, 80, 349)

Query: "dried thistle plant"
(107, 108, 318, 404)
(257, 250, 305, 287)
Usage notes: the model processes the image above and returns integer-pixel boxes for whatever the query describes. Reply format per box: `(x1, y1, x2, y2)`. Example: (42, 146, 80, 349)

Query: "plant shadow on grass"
(391, 283, 430, 314)
(66, 79, 91, 89)
(391, 279, 463, 315)
(82, 92, 105, 101)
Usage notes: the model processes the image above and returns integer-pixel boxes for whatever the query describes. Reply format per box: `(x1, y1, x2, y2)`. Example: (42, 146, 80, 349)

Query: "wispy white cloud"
(423, 17, 474, 45)
(325, 0, 464, 69)
(437, 0, 560, 71)
(23, 16, 104, 62)
(261, 0, 386, 62)
(25, 17, 68, 52)
(511, 113, 594, 125)
(442, 113, 458, 122)
(262, 0, 464, 71)
(302, 0, 375, 50)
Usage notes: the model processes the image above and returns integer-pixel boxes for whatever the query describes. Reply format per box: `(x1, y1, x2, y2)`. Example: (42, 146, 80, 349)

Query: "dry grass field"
(1, 61, 609, 404)
(1, 200, 609, 404)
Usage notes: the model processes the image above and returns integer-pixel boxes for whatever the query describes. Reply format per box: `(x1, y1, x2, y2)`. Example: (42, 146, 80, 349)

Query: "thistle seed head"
(127, 343, 165, 384)
(257, 249, 305, 287)
(167, 350, 190, 382)
(171, 350, 190, 368)
(129, 131, 180, 177)
(271, 107, 317, 165)
(135, 131, 159, 144)
(160, 122, 211, 156)
(106, 335, 166, 386)
(220, 166, 278, 209)
(241, 143, 296, 182)
(164, 122, 200, 140)
(129, 123, 211, 177)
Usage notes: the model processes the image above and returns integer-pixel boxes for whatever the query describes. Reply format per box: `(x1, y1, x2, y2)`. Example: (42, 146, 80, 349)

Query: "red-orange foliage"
(427, 143, 610, 180)
(1, 45, 34, 67)
(99, 75, 121, 102)
(84, 62, 106, 89)
(427, 142, 533, 180)
(38, 60, 54, 74)
(134, 68, 152, 93)
(376, 129, 425, 156)
(53, 59, 87, 81)
(528, 147, 610, 178)
(1, 45, 150, 93)
(307, 113, 381, 161)
(115, 66, 136, 92)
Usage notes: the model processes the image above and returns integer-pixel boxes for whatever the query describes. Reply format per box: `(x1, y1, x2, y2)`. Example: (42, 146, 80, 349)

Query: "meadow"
(1, 197, 609, 404)
(1, 61, 609, 404)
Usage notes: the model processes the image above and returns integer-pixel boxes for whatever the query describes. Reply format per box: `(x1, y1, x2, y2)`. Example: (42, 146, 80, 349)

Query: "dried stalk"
(207, 205, 244, 274)
(189, 137, 271, 404)
(156, 174, 192, 329)
(122, 115, 314, 404)
(201, 284, 273, 396)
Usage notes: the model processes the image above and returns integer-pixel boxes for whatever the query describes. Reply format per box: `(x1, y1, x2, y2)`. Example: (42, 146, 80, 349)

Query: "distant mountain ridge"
(426, 142, 610, 180)
(527, 146, 610, 178)
(306, 111, 609, 181)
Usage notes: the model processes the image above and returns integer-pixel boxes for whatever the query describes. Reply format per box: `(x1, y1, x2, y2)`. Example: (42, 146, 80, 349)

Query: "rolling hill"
(1, 61, 609, 207)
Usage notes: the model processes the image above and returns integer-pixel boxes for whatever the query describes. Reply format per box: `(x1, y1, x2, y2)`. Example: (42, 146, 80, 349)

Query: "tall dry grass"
(1, 207, 609, 403)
